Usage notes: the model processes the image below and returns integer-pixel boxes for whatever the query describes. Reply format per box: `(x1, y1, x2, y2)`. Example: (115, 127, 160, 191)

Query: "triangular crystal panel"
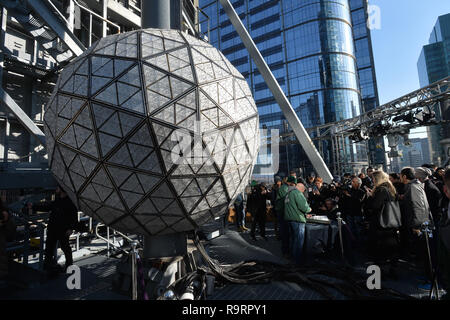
(108, 144, 133, 166)
(95, 82, 118, 106)
(98, 132, 121, 157)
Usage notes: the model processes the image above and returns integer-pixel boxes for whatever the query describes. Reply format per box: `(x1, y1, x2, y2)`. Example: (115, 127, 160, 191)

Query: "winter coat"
(424, 179, 442, 222)
(403, 179, 430, 229)
(275, 184, 289, 213)
(34, 196, 78, 233)
(284, 186, 311, 223)
(365, 183, 396, 228)
(341, 187, 366, 217)
(246, 187, 268, 215)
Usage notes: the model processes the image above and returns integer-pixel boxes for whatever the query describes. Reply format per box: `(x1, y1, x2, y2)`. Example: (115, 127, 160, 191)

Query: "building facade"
(390, 138, 431, 173)
(199, 0, 382, 178)
(417, 13, 450, 166)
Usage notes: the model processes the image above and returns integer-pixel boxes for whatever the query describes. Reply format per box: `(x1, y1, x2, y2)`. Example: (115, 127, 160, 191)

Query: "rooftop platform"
(0, 222, 445, 300)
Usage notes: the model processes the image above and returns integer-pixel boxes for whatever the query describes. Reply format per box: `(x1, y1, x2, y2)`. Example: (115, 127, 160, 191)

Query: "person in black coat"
(309, 177, 328, 214)
(248, 183, 269, 241)
(341, 177, 367, 241)
(362, 167, 375, 190)
(365, 171, 400, 276)
(32, 186, 78, 271)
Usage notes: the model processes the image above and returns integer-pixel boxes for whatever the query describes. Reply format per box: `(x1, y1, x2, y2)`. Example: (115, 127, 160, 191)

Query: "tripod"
(336, 212, 345, 263)
(421, 222, 440, 300)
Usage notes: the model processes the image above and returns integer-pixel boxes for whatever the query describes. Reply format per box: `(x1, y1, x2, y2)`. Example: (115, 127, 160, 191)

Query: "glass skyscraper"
(417, 13, 450, 166)
(199, 0, 382, 177)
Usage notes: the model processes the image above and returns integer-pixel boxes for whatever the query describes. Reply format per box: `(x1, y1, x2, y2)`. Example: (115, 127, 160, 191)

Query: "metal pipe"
(141, 0, 171, 29)
(102, 0, 108, 37)
(336, 212, 344, 261)
(94, 223, 130, 253)
(88, 14, 92, 47)
(219, 0, 333, 183)
(107, 226, 110, 257)
(131, 241, 138, 300)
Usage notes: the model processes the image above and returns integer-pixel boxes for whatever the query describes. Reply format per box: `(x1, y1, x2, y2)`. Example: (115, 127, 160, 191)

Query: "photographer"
(326, 182, 340, 202)
(341, 173, 352, 188)
(341, 177, 367, 241)
(305, 174, 315, 197)
(363, 167, 375, 189)
(309, 177, 327, 214)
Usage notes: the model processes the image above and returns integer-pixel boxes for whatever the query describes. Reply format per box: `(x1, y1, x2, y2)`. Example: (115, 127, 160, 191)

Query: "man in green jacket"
(284, 180, 312, 265)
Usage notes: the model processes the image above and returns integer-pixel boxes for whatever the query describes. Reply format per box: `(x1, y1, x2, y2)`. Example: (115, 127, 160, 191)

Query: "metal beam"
(27, 0, 85, 56)
(219, 0, 333, 182)
(102, 0, 108, 37)
(0, 85, 46, 146)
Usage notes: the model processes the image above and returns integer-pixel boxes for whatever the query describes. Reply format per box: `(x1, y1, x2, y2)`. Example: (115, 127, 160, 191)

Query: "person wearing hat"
(400, 167, 431, 271)
(284, 178, 311, 265)
(270, 176, 282, 238)
(274, 176, 294, 257)
(305, 174, 315, 196)
(249, 183, 270, 241)
(415, 167, 443, 224)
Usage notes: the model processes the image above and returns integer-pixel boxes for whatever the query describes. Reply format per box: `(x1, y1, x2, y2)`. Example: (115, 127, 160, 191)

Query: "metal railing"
(5, 210, 47, 268)
(196, 7, 210, 43)
(94, 222, 137, 256)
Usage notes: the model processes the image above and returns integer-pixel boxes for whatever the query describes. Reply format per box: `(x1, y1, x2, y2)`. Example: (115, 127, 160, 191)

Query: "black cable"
(190, 230, 416, 300)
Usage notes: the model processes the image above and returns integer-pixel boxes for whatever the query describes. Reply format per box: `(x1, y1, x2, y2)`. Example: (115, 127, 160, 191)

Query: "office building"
(199, 0, 383, 177)
(417, 13, 450, 166)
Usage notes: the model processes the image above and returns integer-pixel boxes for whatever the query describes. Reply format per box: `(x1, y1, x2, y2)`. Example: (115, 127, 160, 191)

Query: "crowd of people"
(234, 165, 450, 294)
(0, 165, 449, 296)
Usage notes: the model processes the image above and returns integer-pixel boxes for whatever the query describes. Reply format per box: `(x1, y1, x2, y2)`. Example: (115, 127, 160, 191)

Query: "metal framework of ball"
(43, 29, 260, 236)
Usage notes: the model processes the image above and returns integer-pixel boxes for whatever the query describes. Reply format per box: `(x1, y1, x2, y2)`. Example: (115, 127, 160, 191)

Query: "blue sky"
(369, 0, 449, 138)
(369, 0, 449, 104)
